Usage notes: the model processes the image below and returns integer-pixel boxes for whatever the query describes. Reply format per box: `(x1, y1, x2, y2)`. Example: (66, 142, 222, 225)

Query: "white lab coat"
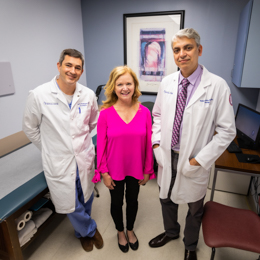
(23, 76, 99, 213)
(152, 65, 236, 204)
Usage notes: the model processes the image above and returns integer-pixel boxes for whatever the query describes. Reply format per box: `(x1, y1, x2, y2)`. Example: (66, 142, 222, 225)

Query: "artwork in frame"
(124, 11, 185, 95)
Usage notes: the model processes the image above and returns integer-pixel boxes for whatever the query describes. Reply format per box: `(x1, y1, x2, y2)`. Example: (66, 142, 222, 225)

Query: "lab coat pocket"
(182, 160, 201, 178)
(82, 145, 95, 171)
(42, 153, 70, 178)
(192, 104, 209, 129)
(153, 146, 163, 167)
(76, 106, 90, 132)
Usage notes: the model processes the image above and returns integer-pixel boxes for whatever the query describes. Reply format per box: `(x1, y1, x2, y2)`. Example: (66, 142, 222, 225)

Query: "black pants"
(109, 176, 140, 232)
(160, 151, 205, 251)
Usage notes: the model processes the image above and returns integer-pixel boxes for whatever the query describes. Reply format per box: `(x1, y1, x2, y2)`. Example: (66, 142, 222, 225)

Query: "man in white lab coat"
(149, 28, 236, 260)
(23, 49, 103, 252)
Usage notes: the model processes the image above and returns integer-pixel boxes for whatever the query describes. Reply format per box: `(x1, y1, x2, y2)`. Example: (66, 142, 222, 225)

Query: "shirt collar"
(179, 65, 202, 86)
(55, 75, 81, 93)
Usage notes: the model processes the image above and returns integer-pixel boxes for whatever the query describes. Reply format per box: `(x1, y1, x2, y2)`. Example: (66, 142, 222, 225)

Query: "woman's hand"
(102, 172, 116, 190)
(138, 174, 149, 186)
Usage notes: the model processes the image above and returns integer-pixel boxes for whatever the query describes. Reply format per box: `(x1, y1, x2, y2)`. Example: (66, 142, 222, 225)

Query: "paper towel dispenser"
(0, 62, 15, 96)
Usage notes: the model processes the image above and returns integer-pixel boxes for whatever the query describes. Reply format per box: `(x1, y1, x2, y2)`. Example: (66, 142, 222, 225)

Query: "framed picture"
(124, 11, 185, 95)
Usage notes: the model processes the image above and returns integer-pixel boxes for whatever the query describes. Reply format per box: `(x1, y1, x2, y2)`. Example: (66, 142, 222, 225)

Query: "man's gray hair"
(171, 28, 201, 47)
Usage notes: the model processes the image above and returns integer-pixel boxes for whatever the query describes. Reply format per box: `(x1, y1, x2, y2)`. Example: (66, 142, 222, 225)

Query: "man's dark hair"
(59, 49, 84, 68)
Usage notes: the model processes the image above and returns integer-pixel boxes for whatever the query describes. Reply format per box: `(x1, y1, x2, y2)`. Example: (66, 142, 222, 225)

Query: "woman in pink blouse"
(96, 66, 155, 253)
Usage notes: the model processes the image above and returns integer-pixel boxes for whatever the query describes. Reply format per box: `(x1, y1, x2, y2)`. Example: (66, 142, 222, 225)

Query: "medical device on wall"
(0, 62, 15, 97)
(235, 103, 260, 150)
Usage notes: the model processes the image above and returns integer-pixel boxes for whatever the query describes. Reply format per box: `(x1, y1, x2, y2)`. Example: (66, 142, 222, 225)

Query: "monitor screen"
(235, 104, 260, 145)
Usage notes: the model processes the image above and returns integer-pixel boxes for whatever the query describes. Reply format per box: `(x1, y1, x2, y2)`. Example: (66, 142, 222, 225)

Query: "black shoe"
(126, 231, 139, 251)
(184, 249, 197, 260)
(148, 232, 179, 248)
(117, 234, 129, 253)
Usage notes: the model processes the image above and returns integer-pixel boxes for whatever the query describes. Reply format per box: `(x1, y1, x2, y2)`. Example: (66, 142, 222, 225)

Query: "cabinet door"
(232, 0, 253, 87)
(241, 0, 260, 88)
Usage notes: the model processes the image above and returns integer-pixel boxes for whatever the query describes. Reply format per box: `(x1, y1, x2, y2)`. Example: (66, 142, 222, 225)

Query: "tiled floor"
(23, 179, 259, 260)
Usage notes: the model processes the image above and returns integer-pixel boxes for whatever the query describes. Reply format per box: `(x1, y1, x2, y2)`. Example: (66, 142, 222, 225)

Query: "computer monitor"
(235, 103, 260, 150)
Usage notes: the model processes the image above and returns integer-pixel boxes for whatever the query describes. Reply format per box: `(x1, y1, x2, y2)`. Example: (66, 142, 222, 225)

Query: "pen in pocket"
(79, 107, 81, 114)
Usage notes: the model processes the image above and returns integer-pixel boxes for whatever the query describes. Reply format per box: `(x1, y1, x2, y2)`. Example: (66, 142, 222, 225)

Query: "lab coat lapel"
(168, 73, 179, 129)
(71, 83, 82, 110)
(186, 66, 211, 109)
(171, 73, 179, 109)
(50, 77, 68, 106)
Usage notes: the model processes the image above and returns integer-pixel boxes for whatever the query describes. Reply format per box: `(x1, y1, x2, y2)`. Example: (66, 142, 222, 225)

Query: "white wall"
(0, 0, 86, 139)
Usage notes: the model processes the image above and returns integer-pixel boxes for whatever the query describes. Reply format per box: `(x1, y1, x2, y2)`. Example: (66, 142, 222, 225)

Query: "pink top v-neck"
(97, 104, 155, 181)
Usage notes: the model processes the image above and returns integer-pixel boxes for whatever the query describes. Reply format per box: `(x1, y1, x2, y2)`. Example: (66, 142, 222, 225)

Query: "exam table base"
(0, 187, 56, 260)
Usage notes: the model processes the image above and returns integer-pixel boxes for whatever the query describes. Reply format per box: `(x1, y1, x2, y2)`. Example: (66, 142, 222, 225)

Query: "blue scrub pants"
(67, 168, 97, 238)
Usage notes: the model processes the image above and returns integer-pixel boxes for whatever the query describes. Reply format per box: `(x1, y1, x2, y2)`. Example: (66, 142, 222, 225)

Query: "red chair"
(202, 199, 260, 260)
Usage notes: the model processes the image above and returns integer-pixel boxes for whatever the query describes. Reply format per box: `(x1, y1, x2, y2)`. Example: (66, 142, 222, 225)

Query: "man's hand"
(189, 158, 201, 166)
(153, 144, 160, 149)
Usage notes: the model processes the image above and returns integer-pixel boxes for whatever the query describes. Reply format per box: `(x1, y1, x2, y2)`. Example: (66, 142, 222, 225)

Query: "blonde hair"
(101, 66, 141, 109)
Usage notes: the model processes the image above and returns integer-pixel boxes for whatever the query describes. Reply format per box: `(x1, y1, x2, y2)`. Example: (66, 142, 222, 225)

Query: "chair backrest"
(141, 101, 154, 124)
(95, 84, 106, 106)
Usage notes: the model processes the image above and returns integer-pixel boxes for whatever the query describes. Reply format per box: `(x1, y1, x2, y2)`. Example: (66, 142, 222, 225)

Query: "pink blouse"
(97, 104, 155, 181)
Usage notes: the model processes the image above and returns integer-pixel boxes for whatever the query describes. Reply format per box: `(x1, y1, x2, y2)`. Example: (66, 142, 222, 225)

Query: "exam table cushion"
(0, 172, 47, 222)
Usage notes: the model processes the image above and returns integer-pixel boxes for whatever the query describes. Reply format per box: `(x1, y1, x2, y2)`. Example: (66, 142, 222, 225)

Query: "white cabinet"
(232, 0, 260, 88)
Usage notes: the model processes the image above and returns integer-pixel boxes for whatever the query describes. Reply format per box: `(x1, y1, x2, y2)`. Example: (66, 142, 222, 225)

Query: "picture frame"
(123, 11, 185, 95)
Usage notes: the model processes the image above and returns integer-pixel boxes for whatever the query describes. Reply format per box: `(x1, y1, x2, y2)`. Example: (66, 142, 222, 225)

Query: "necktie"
(171, 78, 190, 149)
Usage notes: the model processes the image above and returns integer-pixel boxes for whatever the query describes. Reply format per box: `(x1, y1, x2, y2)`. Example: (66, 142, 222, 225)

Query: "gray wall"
(1, 0, 259, 139)
(257, 92, 260, 112)
(0, 0, 85, 139)
(81, 0, 259, 111)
